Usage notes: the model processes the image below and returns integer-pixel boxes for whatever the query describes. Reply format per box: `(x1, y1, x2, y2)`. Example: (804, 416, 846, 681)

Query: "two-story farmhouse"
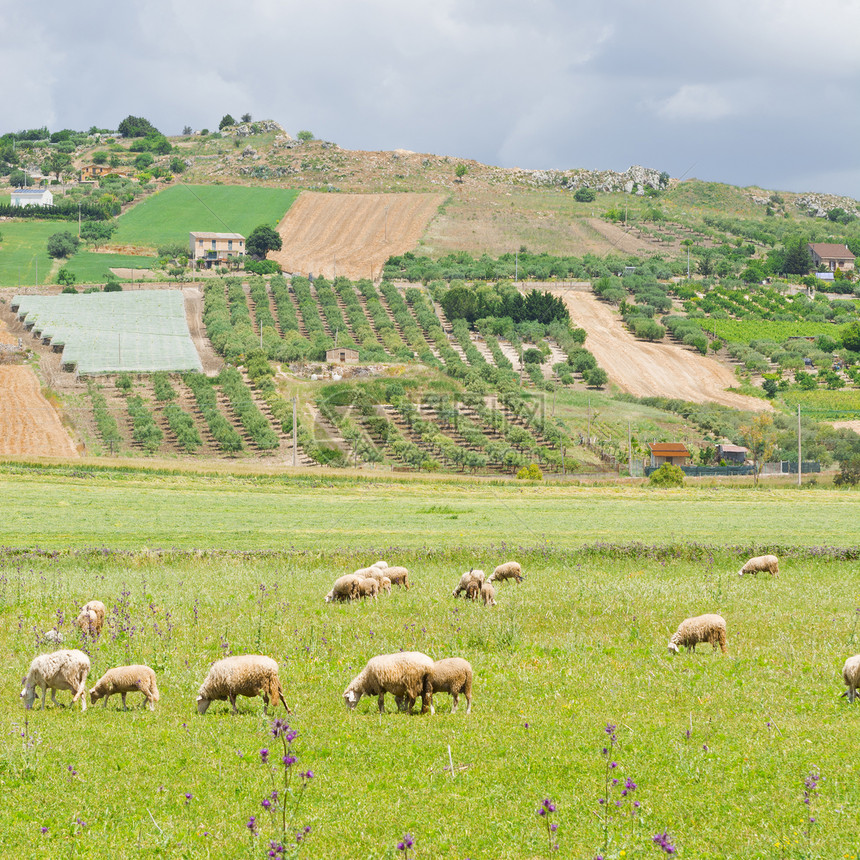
(808, 243, 855, 272)
(189, 232, 245, 269)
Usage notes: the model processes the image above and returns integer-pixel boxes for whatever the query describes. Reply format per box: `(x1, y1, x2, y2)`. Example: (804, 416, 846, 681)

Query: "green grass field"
(113, 185, 299, 248)
(0, 220, 77, 286)
(2, 464, 860, 858)
(62, 251, 155, 283)
(710, 319, 841, 343)
(781, 389, 860, 420)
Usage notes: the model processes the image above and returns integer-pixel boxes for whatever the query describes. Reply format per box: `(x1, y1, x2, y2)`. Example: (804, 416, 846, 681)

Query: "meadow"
(112, 185, 300, 247)
(3, 465, 860, 859)
(62, 251, 155, 283)
(0, 220, 77, 286)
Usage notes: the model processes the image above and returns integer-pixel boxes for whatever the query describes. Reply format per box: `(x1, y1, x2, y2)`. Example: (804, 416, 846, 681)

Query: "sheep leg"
(42, 687, 49, 710)
(102, 694, 109, 708)
(229, 694, 238, 714)
(850, 687, 856, 704)
(377, 693, 386, 713)
(451, 693, 459, 714)
(121, 692, 128, 711)
(50, 688, 59, 708)
(465, 693, 472, 715)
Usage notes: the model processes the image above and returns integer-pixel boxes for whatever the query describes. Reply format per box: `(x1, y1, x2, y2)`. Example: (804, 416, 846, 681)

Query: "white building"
(11, 187, 54, 208)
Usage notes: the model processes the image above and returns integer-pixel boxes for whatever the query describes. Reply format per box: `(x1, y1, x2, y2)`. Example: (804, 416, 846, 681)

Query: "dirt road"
(0, 365, 79, 457)
(271, 192, 445, 280)
(550, 286, 771, 412)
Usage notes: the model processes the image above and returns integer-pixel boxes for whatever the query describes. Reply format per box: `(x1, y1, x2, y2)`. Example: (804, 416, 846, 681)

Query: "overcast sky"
(4, 0, 859, 199)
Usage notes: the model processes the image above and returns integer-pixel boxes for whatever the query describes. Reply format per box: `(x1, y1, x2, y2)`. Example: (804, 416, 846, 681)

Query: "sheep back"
(843, 654, 860, 703)
(668, 614, 727, 654)
(325, 574, 362, 603)
(343, 651, 434, 713)
(738, 554, 779, 577)
(197, 655, 289, 714)
(428, 657, 473, 714)
(488, 561, 523, 583)
(385, 566, 410, 588)
(481, 582, 497, 606)
(77, 600, 106, 636)
(357, 578, 379, 599)
(21, 649, 91, 710)
(90, 664, 159, 709)
(453, 569, 485, 597)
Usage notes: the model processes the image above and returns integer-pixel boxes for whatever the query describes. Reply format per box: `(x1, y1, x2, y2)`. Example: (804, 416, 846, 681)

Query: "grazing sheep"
(668, 614, 727, 654)
(357, 566, 391, 588)
(76, 599, 106, 637)
(20, 649, 90, 711)
(738, 554, 779, 577)
(465, 581, 480, 601)
(325, 574, 363, 603)
(481, 581, 497, 606)
(343, 651, 434, 714)
(488, 561, 523, 584)
(426, 657, 473, 715)
(371, 560, 389, 570)
(842, 654, 860, 703)
(197, 655, 290, 715)
(378, 576, 392, 594)
(90, 664, 160, 711)
(357, 578, 380, 600)
(453, 569, 485, 598)
(42, 629, 64, 644)
(384, 566, 410, 589)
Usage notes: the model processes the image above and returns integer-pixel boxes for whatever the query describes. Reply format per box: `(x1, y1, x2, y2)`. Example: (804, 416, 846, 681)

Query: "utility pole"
(561, 442, 565, 477)
(78, 202, 82, 237)
(515, 250, 518, 285)
(797, 404, 802, 487)
(628, 420, 632, 476)
(292, 397, 297, 467)
(587, 396, 591, 444)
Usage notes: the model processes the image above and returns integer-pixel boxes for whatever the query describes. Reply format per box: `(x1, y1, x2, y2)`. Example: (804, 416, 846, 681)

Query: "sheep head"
(20, 683, 36, 709)
(196, 695, 211, 715)
(343, 687, 361, 709)
(667, 640, 679, 654)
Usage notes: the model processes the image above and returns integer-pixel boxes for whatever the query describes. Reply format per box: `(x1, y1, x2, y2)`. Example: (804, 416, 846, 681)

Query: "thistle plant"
(802, 767, 820, 840)
(536, 797, 559, 852)
(597, 724, 640, 856)
(396, 833, 415, 859)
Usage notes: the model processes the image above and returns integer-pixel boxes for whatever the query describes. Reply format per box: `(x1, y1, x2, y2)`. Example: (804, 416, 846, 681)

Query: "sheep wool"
(325, 574, 363, 603)
(383, 566, 410, 589)
(481, 581, 497, 606)
(488, 561, 523, 584)
(843, 654, 860, 703)
(343, 651, 435, 714)
(76, 599, 106, 637)
(453, 569, 485, 598)
(738, 554, 779, 577)
(668, 614, 727, 654)
(426, 657, 473, 715)
(357, 578, 380, 600)
(465, 581, 480, 601)
(197, 655, 290, 715)
(21, 649, 91, 711)
(90, 664, 160, 710)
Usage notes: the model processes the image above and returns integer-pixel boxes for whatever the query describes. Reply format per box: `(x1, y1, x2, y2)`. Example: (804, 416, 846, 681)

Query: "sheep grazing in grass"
(357, 578, 380, 600)
(325, 574, 363, 603)
(842, 655, 860, 703)
(357, 566, 391, 589)
(76, 599, 106, 637)
(668, 614, 727, 654)
(488, 561, 523, 584)
(481, 582, 497, 607)
(465, 581, 480, 601)
(90, 664, 160, 711)
(343, 651, 434, 714)
(197, 655, 290, 715)
(738, 554, 779, 577)
(21, 649, 91, 711)
(453, 569, 484, 598)
(383, 566, 410, 589)
(426, 657, 473, 715)
(371, 560, 389, 570)
(42, 629, 64, 645)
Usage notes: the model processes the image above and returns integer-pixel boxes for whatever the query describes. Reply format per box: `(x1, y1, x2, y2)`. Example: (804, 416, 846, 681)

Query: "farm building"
(807, 243, 855, 272)
(716, 443, 748, 464)
(80, 164, 127, 180)
(326, 347, 359, 365)
(648, 442, 690, 467)
(10, 187, 53, 207)
(189, 231, 245, 269)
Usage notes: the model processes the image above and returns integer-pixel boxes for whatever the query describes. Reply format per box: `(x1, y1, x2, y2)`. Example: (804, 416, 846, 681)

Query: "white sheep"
(738, 554, 779, 577)
(668, 614, 727, 654)
(357, 578, 380, 600)
(42, 629, 64, 644)
(453, 569, 485, 598)
(481, 581, 497, 606)
(197, 655, 290, 715)
(371, 560, 389, 570)
(76, 599, 106, 637)
(325, 574, 363, 603)
(465, 581, 480, 601)
(90, 664, 160, 710)
(357, 566, 391, 588)
(842, 654, 860, 703)
(488, 561, 523, 584)
(384, 566, 410, 589)
(343, 651, 434, 714)
(426, 657, 473, 715)
(20, 649, 91, 711)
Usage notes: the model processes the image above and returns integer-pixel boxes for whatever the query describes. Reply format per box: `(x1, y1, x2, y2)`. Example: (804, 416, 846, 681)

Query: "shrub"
(46, 230, 79, 258)
(648, 463, 685, 488)
(516, 463, 544, 480)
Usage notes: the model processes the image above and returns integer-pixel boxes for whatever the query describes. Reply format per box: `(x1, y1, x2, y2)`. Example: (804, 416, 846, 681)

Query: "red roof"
(808, 243, 855, 260)
(649, 443, 690, 457)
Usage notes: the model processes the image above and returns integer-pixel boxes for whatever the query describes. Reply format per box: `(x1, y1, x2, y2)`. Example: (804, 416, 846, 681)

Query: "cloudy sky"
(4, 0, 860, 199)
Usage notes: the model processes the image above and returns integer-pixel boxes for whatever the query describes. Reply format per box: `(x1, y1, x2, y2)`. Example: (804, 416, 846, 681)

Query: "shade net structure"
(12, 290, 203, 374)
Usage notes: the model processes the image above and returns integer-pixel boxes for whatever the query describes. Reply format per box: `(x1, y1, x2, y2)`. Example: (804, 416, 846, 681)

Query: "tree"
(740, 413, 777, 486)
(780, 237, 812, 275)
(91, 151, 108, 165)
(80, 221, 117, 250)
(246, 224, 283, 258)
(57, 267, 76, 286)
(134, 152, 154, 170)
(47, 231, 80, 258)
(169, 156, 186, 174)
(762, 379, 778, 398)
(182, 125, 192, 136)
(648, 463, 684, 487)
(574, 187, 596, 202)
(454, 163, 468, 181)
(219, 114, 237, 130)
(296, 130, 314, 142)
(834, 454, 860, 487)
(118, 115, 159, 138)
(584, 367, 608, 388)
(241, 113, 252, 123)
(41, 150, 72, 180)
(841, 321, 860, 353)
(9, 168, 26, 186)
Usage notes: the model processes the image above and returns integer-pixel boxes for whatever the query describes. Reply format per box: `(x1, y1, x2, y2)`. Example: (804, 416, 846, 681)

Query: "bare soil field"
(550, 286, 771, 412)
(0, 365, 79, 457)
(271, 192, 445, 280)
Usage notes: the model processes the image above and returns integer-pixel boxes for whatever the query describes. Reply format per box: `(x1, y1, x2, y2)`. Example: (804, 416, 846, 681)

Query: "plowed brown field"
(550, 286, 771, 412)
(271, 192, 445, 280)
(0, 365, 79, 457)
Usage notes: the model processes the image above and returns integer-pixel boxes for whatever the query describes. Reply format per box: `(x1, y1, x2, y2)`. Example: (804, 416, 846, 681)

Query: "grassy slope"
(112, 184, 300, 247)
(63, 251, 156, 282)
(0, 220, 77, 285)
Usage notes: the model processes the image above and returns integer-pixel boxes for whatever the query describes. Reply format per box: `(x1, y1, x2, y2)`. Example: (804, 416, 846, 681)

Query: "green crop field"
(710, 319, 840, 343)
(113, 185, 300, 248)
(1, 463, 860, 858)
(62, 251, 156, 283)
(781, 389, 860, 419)
(0, 220, 77, 286)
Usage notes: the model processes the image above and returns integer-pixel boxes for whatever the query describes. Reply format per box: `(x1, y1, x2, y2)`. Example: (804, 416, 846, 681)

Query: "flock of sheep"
(19, 554, 860, 715)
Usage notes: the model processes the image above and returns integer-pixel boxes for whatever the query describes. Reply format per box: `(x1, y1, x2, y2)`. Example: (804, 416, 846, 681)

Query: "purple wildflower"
(260, 748, 269, 764)
(246, 816, 258, 835)
(652, 830, 677, 855)
(184, 793, 192, 806)
(397, 833, 415, 851)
